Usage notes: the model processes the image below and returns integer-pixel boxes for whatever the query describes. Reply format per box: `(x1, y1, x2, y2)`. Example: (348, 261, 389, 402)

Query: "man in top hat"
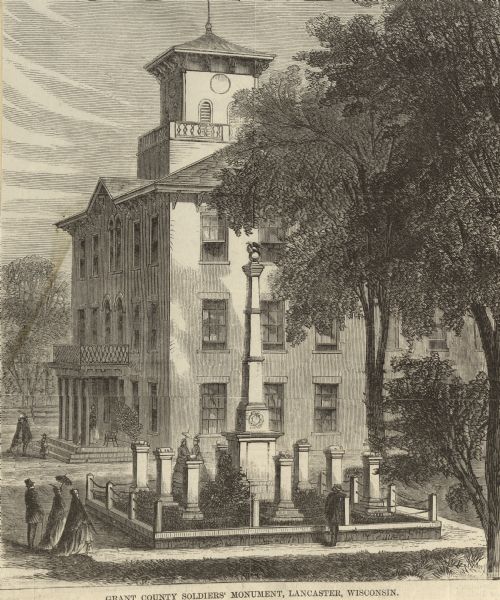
(324, 485, 347, 547)
(25, 478, 44, 549)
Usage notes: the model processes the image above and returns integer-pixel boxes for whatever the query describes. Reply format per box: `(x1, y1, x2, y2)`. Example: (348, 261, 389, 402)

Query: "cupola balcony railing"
(173, 121, 224, 141)
(138, 122, 241, 153)
(53, 344, 130, 366)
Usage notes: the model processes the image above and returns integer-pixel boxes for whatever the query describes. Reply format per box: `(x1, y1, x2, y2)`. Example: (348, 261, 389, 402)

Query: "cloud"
(5, 47, 131, 107)
(3, 153, 78, 175)
(3, 60, 120, 128)
(3, 118, 72, 149)
(21, 0, 77, 28)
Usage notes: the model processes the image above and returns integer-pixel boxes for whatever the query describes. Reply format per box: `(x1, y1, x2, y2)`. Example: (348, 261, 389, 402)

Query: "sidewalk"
(91, 515, 485, 564)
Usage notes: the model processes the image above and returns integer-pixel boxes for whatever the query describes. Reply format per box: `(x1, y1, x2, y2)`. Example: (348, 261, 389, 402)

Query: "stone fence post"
(131, 441, 150, 490)
(106, 481, 113, 511)
(154, 499, 163, 534)
(182, 458, 204, 520)
(86, 473, 94, 501)
(342, 495, 351, 526)
(349, 476, 359, 508)
(428, 493, 437, 521)
(295, 439, 312, 490)
(272, 453, 302, 522)
(251, 494, 260, 527)
(325, 446, 345, 489)
(128, 490, 136, 520)
(359, 451, 385, 514)
(154, 447, 175, 503)
(387, 484, 396, 514)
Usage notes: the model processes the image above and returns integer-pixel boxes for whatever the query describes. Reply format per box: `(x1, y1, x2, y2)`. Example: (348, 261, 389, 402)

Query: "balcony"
(172, 121, 225, 142)
(53, 345, 130, 366)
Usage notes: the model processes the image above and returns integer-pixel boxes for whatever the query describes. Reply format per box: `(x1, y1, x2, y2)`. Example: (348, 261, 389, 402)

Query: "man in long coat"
(324, 485, 346, 547)
(25, 478, 44, 549)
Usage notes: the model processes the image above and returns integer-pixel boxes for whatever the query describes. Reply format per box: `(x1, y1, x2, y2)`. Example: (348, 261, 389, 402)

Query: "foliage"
(292, 488, 325, 524)
(112, 400, 143, 441)
(384, 353, 488, 526)
(209, 15, 429, 447)
(446, 484, 472, 515)
(0, 256, 70, 412)
(199, 452, 251, 527)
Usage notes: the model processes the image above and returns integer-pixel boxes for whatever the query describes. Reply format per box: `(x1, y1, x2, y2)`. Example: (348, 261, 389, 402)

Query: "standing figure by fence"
(24, 478, 44, 549)
(39, 433, 49, 459)
(324, 485, 346, 547)
(172, 436, 190, 503)
(39, 484, 66, 550)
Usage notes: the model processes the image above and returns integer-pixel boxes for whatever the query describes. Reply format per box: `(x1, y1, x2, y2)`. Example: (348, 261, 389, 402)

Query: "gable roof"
(100, 176, 154, 199)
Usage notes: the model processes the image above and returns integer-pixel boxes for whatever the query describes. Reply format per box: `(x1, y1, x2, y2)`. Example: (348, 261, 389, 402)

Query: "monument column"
(225, 243, 281, 500)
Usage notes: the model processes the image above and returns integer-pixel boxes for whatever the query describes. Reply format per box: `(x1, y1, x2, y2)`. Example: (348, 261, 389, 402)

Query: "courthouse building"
(49, 20, 485, 477)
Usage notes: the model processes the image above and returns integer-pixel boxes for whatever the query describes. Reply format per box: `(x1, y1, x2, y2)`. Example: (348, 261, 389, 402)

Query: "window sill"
(311, 431, 342, 436)
(263, 349, 287, 354)
(313, 350, 342, 355)
(148, 431, 159, 436)
(199, 261, 230, 266)
(428, 348, 449, 352)
(197, 433, 225, 438)
(197, 349, 231, 354)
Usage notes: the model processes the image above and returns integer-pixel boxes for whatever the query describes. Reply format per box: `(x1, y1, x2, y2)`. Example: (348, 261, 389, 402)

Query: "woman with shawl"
(54, 488, 95, 555)
(39, 485, 66, 550)
(172, 436, 191, 504)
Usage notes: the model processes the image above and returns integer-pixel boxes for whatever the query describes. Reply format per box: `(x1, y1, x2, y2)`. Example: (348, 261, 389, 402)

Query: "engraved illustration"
(2, 0, 499, 595)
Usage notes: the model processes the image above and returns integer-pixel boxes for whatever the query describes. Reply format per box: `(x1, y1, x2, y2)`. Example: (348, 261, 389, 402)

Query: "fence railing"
(138, 125, 169, 153)
(53, 344, 130, 366)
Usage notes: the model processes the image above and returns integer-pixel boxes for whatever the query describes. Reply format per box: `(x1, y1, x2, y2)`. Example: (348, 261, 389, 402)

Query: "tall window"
(259, 219, 285, 263)
(77, 309, 86, 345)
(133, 221, 141, 269)
(92, 234, 99, 277)
(79, 238, 86, 279)
(148, 302, 158, 350)
(315, 321, 339, 351)
(132, 381, 140, 415)
(200, 213, 227, 262)
(199, 100, 213, 123)
(91, 307, 98, 344)
(202, 299, 227, 350)
(200, 383, 226, 434)
(261, 300, 285, 351)
(132, 303, 141, 351)
(114, 217, 122, 271)
(264, 383, 284, 432)
(108, 218, 114, 271)
(150, 216, 159, 265)
(149, 382, 158, 433)
(429, 318, 448, 351)
(314, 384, 338, 433)
(104, 299, 112, 344)
(116, 297, 125, 345)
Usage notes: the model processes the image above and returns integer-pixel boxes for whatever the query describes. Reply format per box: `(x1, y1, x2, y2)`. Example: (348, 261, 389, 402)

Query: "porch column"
(181, 458, 204, 520)
(131, 441, 150, 490)
(66, 379, 74, 442)
(75, 379, 82, 445)
(359, 451, 386, 514)
(82, 379, 90, 446)
(325, 445, 345, 489)
(154, 447, 176, 504)
(59, 378, 66, 440)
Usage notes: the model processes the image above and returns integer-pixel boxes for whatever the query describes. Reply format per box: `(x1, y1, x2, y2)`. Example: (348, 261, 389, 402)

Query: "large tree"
(210, 16, 428, 449)
(0, 256, 70, 415)
(345, 0, 500, 578)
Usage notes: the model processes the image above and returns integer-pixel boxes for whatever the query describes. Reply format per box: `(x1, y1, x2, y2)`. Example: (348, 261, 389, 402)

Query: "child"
(40, 433, 49, 459)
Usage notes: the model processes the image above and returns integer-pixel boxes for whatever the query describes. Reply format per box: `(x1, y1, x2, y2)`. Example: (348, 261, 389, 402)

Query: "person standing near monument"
(21, 414, 33, 456)
(324, 485, 346, 547)
(24, 478, 44, 549)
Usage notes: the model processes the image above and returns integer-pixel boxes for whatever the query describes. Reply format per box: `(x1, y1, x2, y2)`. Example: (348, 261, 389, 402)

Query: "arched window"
(114, 217, 122, 271)
(227, 101, 237, 124)
(199, 100, 212, 123)
(104, 299, 112, 344)
(116, 297, 125, 345)
(108, 218, 115, 271)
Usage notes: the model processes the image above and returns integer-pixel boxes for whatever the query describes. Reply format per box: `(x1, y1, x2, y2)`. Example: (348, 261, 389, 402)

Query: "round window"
(210, 73, 231, 94)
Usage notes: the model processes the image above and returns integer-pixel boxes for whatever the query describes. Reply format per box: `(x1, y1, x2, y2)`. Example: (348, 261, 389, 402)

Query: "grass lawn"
(2, 542, 485, 585)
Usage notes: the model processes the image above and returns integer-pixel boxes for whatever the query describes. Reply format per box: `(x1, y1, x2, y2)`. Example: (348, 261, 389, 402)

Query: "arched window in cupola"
(199, 100, 213, 123)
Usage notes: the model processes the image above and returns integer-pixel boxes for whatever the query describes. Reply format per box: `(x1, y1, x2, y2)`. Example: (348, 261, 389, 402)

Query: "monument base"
(181, 504, 204, 521)
(272, 501, 303, 523)
(357, 496, 387, 516)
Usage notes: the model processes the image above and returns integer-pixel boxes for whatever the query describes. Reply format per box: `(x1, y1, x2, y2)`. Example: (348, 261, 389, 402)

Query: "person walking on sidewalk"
(25, 479, 44, 549)
(324, 485, 346, 547)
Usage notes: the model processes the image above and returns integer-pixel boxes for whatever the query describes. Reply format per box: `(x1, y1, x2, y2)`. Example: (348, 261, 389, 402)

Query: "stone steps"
(47, 437, 132, 464)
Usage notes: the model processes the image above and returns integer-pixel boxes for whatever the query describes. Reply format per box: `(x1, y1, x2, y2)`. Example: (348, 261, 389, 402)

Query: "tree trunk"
(472, 304, 500, 579)
(363, 291, 386, 451)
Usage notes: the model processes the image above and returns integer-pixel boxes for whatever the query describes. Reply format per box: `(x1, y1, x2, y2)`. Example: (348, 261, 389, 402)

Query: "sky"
(2, 0, 378, 274)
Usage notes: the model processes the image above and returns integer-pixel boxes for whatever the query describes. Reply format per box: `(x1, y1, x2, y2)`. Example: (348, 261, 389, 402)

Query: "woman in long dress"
(54, 489, 95, 555)
(39, 485, 66, 550)
(172, 437, 191, 503)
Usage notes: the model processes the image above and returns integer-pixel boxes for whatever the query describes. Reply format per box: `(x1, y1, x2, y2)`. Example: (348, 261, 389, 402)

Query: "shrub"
(293, 488, 325, 524)
(113, 400, 143, 441)
(199, 452, 251, 527)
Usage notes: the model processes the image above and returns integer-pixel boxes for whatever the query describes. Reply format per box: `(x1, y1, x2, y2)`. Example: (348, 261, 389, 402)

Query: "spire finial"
(206, 0, 212, 33)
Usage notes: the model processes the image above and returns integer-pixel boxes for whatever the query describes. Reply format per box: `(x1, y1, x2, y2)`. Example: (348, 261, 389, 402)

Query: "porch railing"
(53, 344, 130, 366)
